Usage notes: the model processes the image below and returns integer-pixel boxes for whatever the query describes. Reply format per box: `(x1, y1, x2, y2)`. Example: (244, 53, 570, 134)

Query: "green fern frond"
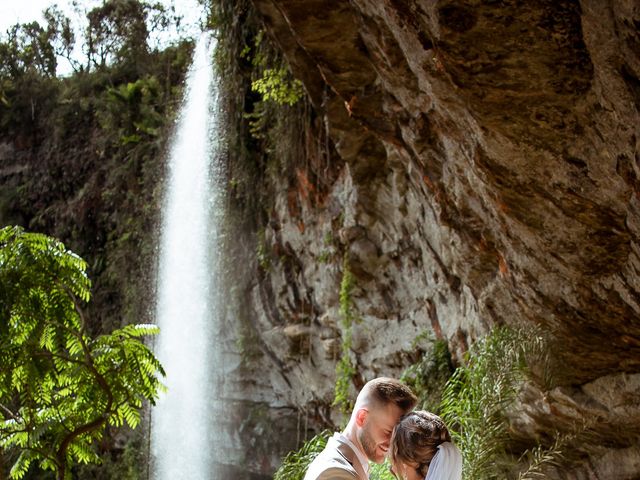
(9, 449, 36, 479)
(273, 430, 330, 480)
(439, 326, 547, 480)
(0, 226, 165, 479)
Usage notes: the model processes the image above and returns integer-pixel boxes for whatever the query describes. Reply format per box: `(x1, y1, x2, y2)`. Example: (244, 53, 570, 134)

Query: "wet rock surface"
(229, 0, 640, 477)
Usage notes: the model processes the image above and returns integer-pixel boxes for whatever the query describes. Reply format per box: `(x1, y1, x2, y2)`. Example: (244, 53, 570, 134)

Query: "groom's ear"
(355, 408, 368, 427)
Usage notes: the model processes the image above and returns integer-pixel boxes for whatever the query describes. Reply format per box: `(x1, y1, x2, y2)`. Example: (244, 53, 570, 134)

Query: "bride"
(388, 410, 462, 480)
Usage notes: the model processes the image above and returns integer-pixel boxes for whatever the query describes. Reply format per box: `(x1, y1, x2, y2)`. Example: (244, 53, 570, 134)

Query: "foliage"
(0, 21, 58, 78)
(333, 253, 358, 417)
(0, 19, 61, 134)
(73, 429, 147, 480)
(273, 430, 330, 480)
(0, 0, 180, 79)
(252, 67, 304, 106)
(43, 6, 76, 71)
(272, 429, 396, 480)
(439, 326, 557, 480)
(0, 23, 192, 321)
(370, 460, 394, 480)
(248, 30, 304, 106)
(239, 27, 304, 150)
(213, 0, 332, 224)
(400, 333, 454, 413)
(0, 1, 188, 138)
(0, 226, 165, 480)
(256, 227, 271, 271)
(84, 0, 178, 72)
(515, 431, 577, 480)
(97, 76, 164, 145)
(0, 4, 192, 477)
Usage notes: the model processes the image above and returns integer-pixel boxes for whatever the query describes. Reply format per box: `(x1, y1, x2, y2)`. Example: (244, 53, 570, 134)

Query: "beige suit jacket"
(304, 434, 367, 480)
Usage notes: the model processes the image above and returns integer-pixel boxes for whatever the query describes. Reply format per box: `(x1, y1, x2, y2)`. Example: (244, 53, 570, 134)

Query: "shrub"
(400, 333, 454, 413)
(273, 430, 330, 480)
(439, 326, 568, 480)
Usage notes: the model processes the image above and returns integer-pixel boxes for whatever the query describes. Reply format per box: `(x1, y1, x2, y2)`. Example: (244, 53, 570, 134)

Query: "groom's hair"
(357, 377, 417, 412)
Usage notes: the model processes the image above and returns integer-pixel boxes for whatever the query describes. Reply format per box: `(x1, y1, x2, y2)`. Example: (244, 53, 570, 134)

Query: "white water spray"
(151, 36, 225, 479)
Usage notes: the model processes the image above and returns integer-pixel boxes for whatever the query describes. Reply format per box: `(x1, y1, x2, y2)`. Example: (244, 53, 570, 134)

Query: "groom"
(304, 377, 417, 480)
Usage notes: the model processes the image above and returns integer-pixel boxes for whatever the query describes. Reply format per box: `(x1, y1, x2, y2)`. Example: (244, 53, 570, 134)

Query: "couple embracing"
(304, 377, 462, 480)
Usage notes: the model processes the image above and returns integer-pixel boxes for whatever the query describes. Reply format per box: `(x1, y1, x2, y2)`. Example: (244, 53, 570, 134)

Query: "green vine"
(252, 67, 304, 106)
(249, 30, 304, 106)
(333, 252, 358, 416)
(256, 227, 271, 271)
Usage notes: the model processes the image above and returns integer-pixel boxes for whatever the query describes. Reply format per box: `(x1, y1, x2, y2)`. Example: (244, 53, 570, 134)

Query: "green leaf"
(9, 450, 35, 479)
(0, 226, 164, 479)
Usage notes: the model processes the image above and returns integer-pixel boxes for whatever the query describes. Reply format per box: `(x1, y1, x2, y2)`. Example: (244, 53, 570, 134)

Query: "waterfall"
(150, 35, 224, 479)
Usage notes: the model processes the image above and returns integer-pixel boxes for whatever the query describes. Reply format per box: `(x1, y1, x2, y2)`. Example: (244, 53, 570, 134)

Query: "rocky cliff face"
(223, 0, 640, 478)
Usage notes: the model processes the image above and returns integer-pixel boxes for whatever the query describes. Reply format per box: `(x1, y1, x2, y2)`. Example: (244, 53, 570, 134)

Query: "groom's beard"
(358, 423, 379, 462)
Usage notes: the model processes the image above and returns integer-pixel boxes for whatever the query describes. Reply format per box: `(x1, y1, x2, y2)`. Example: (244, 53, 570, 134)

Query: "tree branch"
(0, 402, 18, 421)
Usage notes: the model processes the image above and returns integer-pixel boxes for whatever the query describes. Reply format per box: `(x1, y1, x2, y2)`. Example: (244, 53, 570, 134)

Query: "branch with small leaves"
(0, 226, 165, 480)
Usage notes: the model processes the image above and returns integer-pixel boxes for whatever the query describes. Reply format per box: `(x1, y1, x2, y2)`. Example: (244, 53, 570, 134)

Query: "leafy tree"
(0, 226, 165, 480)
(84, 0, 178, 71)
(0, 22, 57, 78)
(0, 16, 65, 134)
(43, 6, 78, 73)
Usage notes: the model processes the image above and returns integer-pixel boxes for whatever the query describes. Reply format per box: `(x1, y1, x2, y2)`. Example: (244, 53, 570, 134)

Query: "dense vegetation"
(0, 0, 197, 477)
(0, 0, 193, 335)
(0, 226, 164, 480)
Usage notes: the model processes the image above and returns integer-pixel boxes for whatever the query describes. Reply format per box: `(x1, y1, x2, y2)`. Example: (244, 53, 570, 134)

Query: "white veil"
(424, 442, 462, 480)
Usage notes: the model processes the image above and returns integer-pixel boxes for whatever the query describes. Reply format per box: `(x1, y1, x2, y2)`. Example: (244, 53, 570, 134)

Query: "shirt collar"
(334, 432, 370, 477)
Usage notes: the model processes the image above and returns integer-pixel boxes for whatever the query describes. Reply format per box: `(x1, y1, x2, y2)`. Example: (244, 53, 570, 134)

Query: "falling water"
(150, 35, 224, 479)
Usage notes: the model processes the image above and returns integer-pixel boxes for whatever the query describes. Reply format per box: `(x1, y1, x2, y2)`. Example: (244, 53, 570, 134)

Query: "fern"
(252, 67, 304, 106)
(0, 226, 165, 480)
(439, 326, 552, 480)
(273, 430, 330, 480)
(517, 431, 578, 480)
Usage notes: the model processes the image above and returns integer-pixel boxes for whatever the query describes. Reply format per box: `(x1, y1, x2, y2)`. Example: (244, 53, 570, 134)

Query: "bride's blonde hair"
(390, 410, 451, 478)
